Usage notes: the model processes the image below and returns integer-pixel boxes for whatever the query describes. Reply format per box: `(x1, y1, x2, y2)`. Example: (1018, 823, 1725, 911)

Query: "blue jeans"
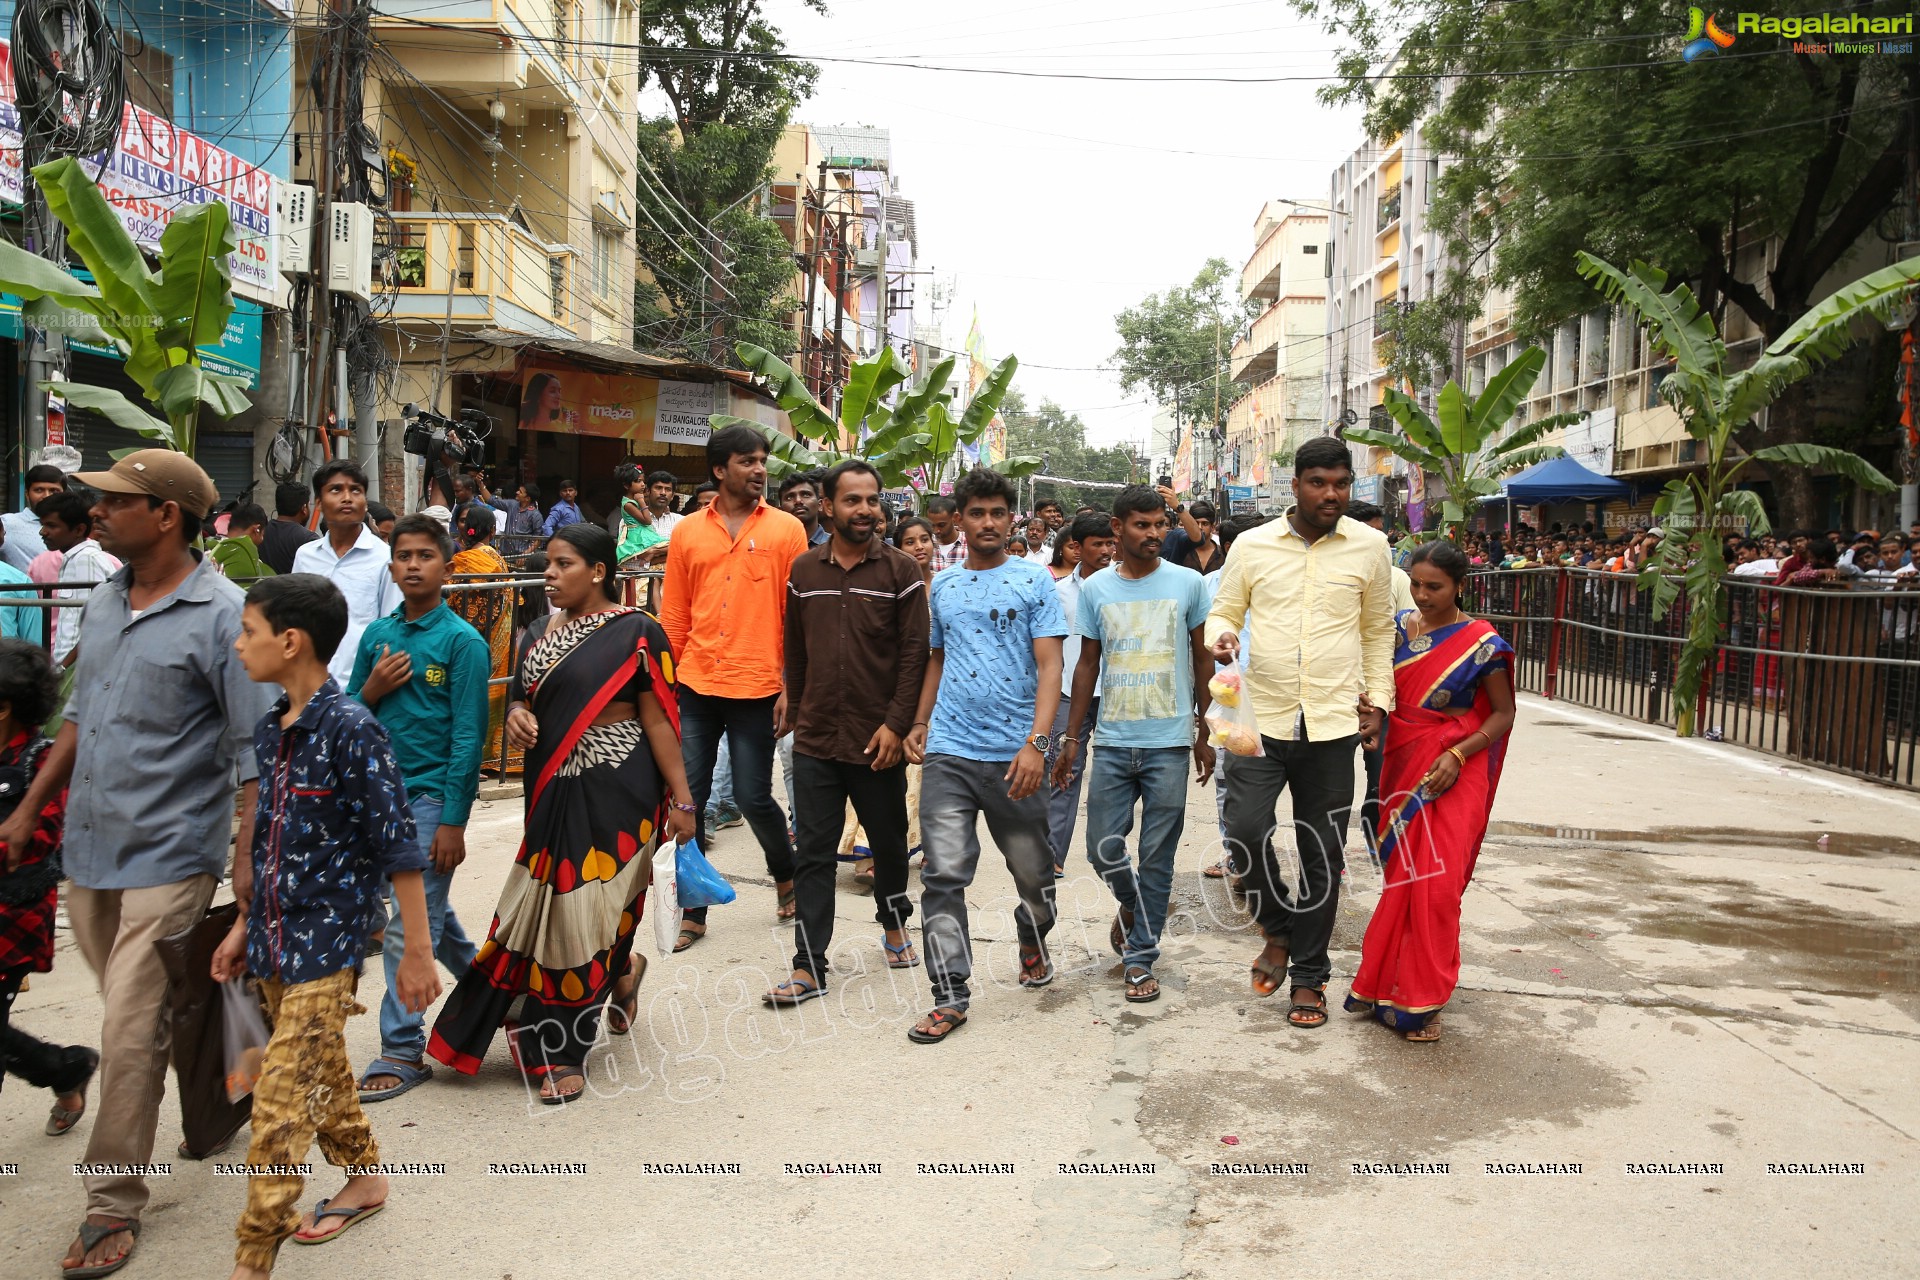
(1084, 746, 1190, 973)
(378, 797, 476, 1063)
(710, 737, 735, 812)
(680, 688, 795, 925)
(1046, 696, 1098, 868)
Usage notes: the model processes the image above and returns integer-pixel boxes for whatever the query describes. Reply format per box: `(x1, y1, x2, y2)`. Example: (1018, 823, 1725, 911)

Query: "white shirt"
(1025, 548, 1053, 567)
(1, 510, 47, 572)
(52, 539, 122, 664)
(653, 510, 683, 540)
(1055, 565, 1106, 695)
(293, 523, 403, 683)
(1731, 559, 1780, 578)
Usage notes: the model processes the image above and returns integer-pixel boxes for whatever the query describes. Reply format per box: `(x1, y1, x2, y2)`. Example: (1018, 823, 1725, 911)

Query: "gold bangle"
(1446, 746, 1468, 768)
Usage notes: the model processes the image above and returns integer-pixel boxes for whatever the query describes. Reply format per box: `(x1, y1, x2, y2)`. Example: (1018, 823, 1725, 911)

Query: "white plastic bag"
(219, 978, 269, 1103)
(651, 841, 681, 956)
(1204, 658, 1264, 758)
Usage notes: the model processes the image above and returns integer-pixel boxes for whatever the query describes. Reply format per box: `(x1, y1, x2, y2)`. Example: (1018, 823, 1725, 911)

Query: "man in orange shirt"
(660, 424, 809, 951)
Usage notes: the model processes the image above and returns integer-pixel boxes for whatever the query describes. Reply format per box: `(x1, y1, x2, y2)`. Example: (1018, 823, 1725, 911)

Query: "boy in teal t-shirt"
(345, 514, 491, 1103)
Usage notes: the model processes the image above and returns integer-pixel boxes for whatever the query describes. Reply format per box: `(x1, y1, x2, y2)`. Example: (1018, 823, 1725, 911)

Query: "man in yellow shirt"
(1204, 436, 1396, 1030)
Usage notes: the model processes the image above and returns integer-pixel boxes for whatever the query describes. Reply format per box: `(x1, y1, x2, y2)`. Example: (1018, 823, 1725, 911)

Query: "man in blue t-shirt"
(1054, 486, 1214, 1004)
(904, 467, 1067, 1044)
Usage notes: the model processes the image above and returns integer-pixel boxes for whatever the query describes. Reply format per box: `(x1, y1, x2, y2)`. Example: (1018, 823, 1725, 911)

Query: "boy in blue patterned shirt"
(212, 574, 440, 1279)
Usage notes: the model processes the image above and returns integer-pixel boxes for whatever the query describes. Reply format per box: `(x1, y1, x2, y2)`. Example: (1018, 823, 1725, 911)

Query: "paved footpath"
(3, 693, 1914, 1278)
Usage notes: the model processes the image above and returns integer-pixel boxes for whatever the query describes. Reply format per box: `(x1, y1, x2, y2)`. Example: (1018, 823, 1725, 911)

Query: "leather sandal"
(1288, 985, 1329, 1029)
(45, 1048, 99, 1136)
(62, 1218, 139, 1279)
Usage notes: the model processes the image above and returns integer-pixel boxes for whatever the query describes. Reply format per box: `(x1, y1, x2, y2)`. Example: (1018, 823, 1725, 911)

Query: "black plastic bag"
(154, 902, 251, 1158)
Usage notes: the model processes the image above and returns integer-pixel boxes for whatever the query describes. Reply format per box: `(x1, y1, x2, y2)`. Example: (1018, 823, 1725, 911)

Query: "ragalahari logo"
(1683, 7, 1737, 60)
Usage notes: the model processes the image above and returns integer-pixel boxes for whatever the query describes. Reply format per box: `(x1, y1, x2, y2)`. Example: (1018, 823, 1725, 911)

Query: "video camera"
(403, 403, 494, 507)
(401, 402, 492, 467)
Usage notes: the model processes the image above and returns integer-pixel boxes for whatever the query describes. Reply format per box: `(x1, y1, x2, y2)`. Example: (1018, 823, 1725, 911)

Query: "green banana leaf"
(44, 381, 173, 446)
(1467, 347, 1546, 443)
(152, 201, 237, 353)
(888, 357, 955, 431)
(838, 346, 910, 436)
(1748, 442, 1895, 492)
(35, 160, 159, 352)
(1000, 455, 1044, 479)
(152, 364, 251, 422)
(1574, 253, 1725, 380)
(733, 342, 836, 440)
(958, 355, 1018, 441)
(21, 297, 118, 351)
(0, 240, 104, 306)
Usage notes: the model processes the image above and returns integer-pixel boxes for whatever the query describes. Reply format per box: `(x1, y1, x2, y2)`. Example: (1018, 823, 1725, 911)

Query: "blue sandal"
(356, 1056, 433, 1103)
(762, 977, 825, 1006)
(291, 1197, 385, 1244)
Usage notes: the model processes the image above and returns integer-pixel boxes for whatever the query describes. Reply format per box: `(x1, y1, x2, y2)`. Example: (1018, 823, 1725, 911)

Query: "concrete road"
(3, 692, 1915, 1278)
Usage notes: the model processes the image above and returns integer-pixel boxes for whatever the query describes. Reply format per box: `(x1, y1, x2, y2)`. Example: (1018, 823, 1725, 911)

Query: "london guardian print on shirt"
(1098, 598, 1181, 723)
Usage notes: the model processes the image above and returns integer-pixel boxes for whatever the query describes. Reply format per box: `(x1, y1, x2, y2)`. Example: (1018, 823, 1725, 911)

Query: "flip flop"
(62, 1218, 138, 1278)
(762, 977, 825, 1006)
(1018, 949, 1054, 989)
(1109, 908, 1135, 958)
(673, 924, 705, 953)
(606, 955, 647, 1035)
(1124, 967, 1161, 1003)
(46, 1049, 99, 1136)
(357, 1056, 433, 1103)
(291, 1198, 385, 1244)
(906, 1007, 967, 1044)
(776, 886, 797, 921)
(883, 936, 921, 969)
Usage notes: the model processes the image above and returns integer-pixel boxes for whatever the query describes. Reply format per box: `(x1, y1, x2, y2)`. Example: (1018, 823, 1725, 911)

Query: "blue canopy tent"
(1485, 455, 1632, 503)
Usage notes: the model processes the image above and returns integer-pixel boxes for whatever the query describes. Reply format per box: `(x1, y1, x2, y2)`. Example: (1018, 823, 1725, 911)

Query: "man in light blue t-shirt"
(904, 467, 1067, 1044)
(1054, 486, 1214, 1004)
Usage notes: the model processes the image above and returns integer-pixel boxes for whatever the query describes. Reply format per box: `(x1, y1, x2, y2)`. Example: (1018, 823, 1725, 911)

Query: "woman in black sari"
(429, 524, 695, 1103)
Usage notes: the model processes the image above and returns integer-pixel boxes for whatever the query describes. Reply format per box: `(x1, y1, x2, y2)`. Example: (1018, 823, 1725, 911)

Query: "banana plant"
(1575, 252, 1913, 738)
(0, 157, 250, 456)
(713, 342, 1039, 491)
(1342, 345, 1574, 539)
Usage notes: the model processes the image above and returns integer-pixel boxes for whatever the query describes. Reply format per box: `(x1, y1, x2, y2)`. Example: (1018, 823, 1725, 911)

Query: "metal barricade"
(1465, 566, 1920, 789)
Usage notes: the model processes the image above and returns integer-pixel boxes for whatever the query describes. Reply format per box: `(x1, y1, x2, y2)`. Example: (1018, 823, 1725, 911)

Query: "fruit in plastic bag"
(1223, 724, 1262, 756)
(1208, 670, 1242, 708)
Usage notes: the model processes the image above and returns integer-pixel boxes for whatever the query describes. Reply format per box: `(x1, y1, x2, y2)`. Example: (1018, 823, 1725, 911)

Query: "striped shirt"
(784, 537, 930, 764)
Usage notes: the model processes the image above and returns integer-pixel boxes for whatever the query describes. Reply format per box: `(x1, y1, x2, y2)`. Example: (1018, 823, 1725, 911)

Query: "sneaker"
(711, 806, 745, 831)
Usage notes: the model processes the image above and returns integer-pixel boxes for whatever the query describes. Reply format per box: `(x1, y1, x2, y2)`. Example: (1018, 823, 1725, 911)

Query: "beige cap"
(75, 449, 219, 518)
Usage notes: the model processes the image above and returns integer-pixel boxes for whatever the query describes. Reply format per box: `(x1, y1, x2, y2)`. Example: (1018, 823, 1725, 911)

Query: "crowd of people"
(0, 432, 1525, 1279)
(1459, 520, 1920, 590)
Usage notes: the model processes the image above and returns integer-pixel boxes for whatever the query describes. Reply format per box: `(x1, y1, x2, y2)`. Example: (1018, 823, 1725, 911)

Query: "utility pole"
(13, 0, 124, 466)
(831, 178, 850, 404)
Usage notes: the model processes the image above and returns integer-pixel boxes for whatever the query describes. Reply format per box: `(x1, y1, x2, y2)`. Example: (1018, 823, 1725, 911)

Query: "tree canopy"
(1111, 257, 1251, 436)
(1000, 387, 1142, 509)
(1295, 0, 1915, 523)
(633, 0, 825, 360)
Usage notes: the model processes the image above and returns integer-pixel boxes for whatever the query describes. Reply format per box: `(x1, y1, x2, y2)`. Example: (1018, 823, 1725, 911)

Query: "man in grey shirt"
(0, 450, 271, 1278)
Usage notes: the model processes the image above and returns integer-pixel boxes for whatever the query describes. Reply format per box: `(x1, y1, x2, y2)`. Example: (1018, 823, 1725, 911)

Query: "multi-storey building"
(1226, 199, 1327, 510)
(1324, 123, 1455, 512)
(0, 0, 292, 502)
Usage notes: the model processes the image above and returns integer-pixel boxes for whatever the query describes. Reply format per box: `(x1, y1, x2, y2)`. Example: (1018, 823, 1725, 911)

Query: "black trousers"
(1361, 738, 1384, 863)
(1220, 735, 1357, 989)
(1, 966, 95, 1095)
(790, 752, 912, 983)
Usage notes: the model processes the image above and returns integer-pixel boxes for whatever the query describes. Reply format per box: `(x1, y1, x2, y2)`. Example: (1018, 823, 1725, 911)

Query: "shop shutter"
(65, 353, 257, 507)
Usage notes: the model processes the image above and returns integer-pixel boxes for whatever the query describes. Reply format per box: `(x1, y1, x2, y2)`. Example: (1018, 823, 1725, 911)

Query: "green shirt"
(347, 602, 491, 826)
(210, 534, 273, 579)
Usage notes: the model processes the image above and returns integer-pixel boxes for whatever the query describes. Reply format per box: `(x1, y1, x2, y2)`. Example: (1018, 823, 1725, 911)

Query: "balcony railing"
(386, 213, 575, 336)
(1377, 191, 1402, 232)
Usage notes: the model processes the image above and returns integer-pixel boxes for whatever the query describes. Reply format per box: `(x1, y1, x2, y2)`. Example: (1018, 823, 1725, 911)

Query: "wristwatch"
(1026, 733, 1053, 753)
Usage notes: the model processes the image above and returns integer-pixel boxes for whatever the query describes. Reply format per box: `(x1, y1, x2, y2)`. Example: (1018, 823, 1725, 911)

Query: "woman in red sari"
(429, 524, 696, 1102)
(1347, 540, 1514, 1042)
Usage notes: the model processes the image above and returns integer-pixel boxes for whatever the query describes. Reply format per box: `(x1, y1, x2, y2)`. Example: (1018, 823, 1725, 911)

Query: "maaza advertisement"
(0, 40, 279, 303)
(519, 366, 772, 445)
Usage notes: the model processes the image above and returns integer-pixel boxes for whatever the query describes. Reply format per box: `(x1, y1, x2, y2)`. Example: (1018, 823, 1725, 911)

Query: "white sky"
(756, 0, 1365, 451)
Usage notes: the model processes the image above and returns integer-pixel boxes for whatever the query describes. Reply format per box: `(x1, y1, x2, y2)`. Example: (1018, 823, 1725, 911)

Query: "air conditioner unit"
(328, 202, 374, 302)
(277, 180, 314, 278)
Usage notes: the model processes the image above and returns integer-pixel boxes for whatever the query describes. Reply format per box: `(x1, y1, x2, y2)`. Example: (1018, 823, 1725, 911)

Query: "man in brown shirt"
(766, 460, 930, 1004)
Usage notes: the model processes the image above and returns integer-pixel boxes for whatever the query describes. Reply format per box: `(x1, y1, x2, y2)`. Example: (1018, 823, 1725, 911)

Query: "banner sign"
(655, 380, 723, 445)
(518, 364, 774, 446)
(0, 40, 279, 304)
